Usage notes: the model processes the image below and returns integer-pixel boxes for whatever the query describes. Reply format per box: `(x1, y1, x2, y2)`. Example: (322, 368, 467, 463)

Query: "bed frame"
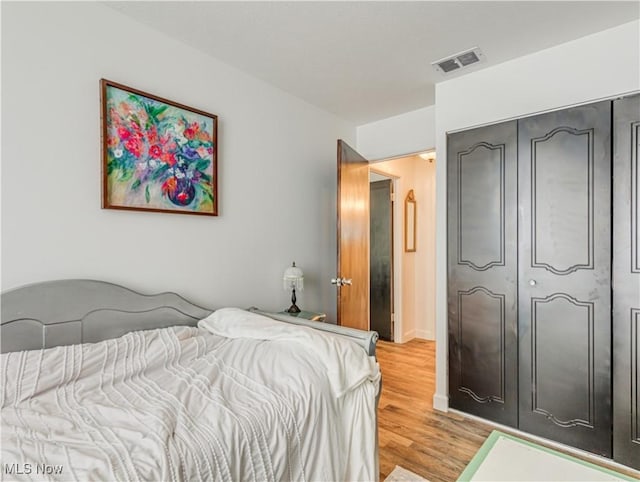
(0, 279, 379, 357)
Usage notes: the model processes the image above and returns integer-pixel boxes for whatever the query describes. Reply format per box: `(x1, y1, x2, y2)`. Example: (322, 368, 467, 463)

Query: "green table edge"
(457, 430, 639, 481)
(277, 310, 325, 321)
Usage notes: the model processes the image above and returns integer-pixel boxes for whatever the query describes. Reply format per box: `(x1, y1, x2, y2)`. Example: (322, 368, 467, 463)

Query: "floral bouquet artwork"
(101, 79, 218, 216)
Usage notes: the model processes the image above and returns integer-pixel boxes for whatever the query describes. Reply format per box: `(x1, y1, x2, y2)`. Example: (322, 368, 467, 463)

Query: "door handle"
(529, 279, 537, 286)
(331, 277, 353, 287)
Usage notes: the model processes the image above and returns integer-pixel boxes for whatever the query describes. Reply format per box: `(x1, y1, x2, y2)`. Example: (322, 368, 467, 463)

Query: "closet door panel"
(531, 295, 593, 424)
(613, 94, 640, 470)
(457, 288, 505, 401)
(518, 101, 612, 457)
(448, 120, 518, 427)
(531, 131, 593, 272)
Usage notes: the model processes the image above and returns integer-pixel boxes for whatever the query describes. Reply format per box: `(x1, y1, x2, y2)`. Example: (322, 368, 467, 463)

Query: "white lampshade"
(283, 262, 304, 291)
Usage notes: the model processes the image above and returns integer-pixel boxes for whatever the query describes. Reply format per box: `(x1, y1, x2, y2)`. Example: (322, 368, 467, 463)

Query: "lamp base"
(286, 288, 301, 314)
(286, 304, 301, 314)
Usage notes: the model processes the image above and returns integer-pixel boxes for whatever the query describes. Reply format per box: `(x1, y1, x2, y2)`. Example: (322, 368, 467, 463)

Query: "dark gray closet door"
(613, 94, 640, 470)
(518, 101, 612, 457)
(447, 120, 518, 427)
(370, 179, 393, 341)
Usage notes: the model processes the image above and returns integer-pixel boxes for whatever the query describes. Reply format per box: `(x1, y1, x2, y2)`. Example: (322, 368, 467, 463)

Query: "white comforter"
(1, 308, 380, 482)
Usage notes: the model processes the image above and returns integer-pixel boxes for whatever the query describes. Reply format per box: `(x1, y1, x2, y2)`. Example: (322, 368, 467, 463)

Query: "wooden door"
(336, 140, 370, 330)
(612, 94, 640, 470)
(518, 101, 612, 457)
(370, 179, 393, 341)
(447, 121, 519, 427)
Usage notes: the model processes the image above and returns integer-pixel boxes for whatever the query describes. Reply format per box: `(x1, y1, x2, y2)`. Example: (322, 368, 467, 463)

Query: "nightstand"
(278, 310, 327, 322)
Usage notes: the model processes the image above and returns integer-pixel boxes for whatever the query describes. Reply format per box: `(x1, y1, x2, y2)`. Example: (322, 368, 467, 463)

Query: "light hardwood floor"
(376, 339, 490, 481)
(376, 339, 640, 482)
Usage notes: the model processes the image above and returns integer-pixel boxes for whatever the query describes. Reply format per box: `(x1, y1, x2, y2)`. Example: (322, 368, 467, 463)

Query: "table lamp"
(283, 262, 304, 313)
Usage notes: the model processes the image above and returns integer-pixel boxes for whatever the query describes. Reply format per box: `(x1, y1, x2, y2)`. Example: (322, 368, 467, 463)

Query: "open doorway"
(369, 151, 436, 343)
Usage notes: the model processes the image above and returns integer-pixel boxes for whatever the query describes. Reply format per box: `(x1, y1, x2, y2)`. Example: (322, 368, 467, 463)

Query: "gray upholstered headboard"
(1, 280, 379, 357)
(0, 279, 212, 353)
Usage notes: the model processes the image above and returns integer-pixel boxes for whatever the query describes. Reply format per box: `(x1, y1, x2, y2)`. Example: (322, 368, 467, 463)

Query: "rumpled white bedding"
(1, 309, 380, 482)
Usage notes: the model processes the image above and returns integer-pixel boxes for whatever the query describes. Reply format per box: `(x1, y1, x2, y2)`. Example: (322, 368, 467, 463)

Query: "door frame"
(369, 169, 402, 342)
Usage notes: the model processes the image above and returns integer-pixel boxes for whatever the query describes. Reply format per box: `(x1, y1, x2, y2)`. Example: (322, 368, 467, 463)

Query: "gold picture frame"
(405, 189, 416, 252)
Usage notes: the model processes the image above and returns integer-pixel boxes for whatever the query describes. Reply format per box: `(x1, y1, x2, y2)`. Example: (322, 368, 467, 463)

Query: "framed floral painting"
(101, 79, 218, 216)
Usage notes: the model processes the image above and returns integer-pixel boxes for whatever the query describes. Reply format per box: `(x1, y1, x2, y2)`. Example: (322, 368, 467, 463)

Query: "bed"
(0, 280, 380, 481)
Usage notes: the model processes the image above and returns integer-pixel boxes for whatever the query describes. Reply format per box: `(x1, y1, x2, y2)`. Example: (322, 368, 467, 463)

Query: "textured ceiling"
(108, 1, 639, 124)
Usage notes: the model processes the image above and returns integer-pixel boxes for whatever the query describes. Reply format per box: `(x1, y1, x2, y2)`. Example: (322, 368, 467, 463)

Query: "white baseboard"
(448, 408, 640, 478)
(433, 393, 449, 412)
(402, 329, 415, 341)
(415, 329, 434, 340)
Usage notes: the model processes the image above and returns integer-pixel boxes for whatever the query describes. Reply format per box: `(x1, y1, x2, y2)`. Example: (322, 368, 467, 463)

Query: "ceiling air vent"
(432, 47, 485, 74)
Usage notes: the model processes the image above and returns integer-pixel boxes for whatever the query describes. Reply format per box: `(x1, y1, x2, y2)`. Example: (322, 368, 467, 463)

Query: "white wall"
(357, 105, 435, 161)
(433, 20, 640, 412)
(415, 157, 436, 341)
(371, 155, 436, 342)
(1, 2, 355, 320)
